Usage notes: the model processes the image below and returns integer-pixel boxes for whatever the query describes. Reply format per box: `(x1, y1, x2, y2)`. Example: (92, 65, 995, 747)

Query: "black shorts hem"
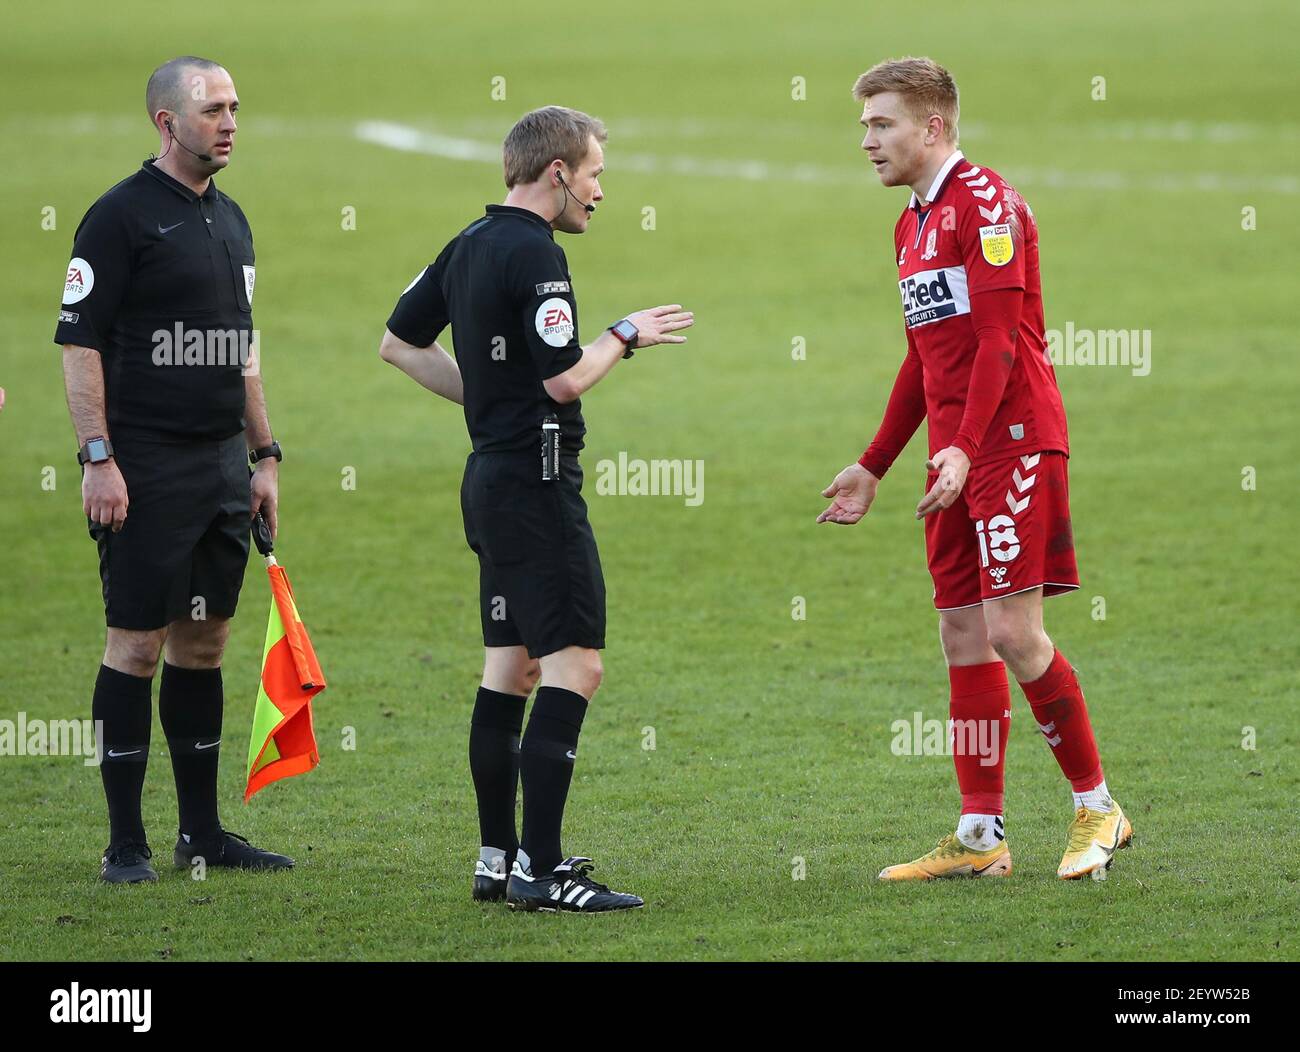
(524, 634, 606, 660)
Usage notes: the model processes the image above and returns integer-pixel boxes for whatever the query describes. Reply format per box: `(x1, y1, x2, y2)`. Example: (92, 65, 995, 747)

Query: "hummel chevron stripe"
(1037, 720, 1062, 747)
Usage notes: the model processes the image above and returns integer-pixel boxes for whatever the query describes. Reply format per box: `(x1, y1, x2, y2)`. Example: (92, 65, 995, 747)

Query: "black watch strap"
(609, 319, 638, 359)
(77, 436, 114, 466)
(249, 441, 282, 464)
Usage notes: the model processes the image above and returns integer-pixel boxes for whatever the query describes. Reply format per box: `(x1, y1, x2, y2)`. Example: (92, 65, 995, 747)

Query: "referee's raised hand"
(626, 305, 694, 347)
(83, 459, 128, 532)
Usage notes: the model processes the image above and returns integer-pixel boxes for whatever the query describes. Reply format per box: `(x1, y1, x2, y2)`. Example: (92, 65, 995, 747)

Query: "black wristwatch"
(77, 436, 114, 466)
(608, 318, 638, 359)
(249, 441, 282, 465)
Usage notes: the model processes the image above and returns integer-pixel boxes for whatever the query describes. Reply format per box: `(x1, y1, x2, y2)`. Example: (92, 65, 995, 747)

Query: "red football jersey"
(894, 151, 1068, 465)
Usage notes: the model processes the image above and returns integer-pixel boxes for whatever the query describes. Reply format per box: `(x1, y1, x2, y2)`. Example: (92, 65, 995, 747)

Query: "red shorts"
(924, 451, 1080, 610)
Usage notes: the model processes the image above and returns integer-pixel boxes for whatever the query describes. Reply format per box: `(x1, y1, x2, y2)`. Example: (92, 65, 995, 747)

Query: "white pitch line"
(355, 121, 501, 164)
(354, 119, 1300, 195)
(354, 120, 806, 184)
(7, 114, 1292, 193)
(448, 116, 1300, 144)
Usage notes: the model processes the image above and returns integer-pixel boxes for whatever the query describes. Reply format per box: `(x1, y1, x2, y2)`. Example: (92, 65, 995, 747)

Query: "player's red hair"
(852, 57, 960, 144)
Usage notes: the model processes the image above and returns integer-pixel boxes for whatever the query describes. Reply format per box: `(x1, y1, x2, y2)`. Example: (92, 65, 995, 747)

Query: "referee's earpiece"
(162, 115, 213, 164)
(556, 169, 596, 215)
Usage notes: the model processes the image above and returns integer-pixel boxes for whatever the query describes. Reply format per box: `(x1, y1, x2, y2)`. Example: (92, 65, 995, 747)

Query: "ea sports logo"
(63, 257, 94, 304)
(535, 297, 575, 347)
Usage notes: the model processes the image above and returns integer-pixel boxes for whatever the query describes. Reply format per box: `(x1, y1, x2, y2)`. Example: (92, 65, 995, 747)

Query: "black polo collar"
(141, 159, 219, 203)
(485, 204, 554, 237)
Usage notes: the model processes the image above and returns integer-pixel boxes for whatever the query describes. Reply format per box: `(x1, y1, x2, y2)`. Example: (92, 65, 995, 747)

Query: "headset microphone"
(164, 118, 213, 163)
(557, 172, 595, 214)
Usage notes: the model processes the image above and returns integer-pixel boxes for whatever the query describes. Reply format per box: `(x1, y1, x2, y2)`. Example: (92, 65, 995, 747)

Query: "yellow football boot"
(1057, 803, 1133, 879)
(878, 833, 1012, 881)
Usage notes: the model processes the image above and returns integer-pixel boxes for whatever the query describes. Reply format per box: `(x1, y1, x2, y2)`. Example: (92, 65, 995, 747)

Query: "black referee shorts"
(460, 451, 606, 659)
(89, 432, 251, 631)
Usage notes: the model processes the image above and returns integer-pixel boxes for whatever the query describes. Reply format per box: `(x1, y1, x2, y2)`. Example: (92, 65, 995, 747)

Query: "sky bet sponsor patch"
(899, 266, 970, 329)
(979, 223, 1014, 266)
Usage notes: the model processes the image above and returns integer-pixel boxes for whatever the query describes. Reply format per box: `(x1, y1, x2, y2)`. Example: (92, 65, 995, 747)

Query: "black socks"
(519, 686, 588, 876)
(469, 687, 527, 856)
(93, 665, 152, 846)
(159, 663, 224, 840)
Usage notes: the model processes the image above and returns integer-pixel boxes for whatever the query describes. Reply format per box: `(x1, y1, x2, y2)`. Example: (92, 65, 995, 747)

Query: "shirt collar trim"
(141, 159, 218, 203)
(486, 204, 554, 237)
(908, 149, 965, 211)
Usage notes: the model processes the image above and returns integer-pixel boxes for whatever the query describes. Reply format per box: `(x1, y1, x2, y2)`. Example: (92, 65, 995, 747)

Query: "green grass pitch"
(0, 0, 1296, 961)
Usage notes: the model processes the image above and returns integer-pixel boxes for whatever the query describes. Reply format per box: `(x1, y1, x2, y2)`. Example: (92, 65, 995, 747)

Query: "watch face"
(87, 439, 108, 461)
(614, 320, 637, 343)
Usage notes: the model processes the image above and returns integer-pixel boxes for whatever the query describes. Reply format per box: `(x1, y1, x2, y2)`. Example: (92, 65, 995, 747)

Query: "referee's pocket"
(470, 456, 562, 566)
(474, 500, 557, 567)
(224, 239, 255, 312)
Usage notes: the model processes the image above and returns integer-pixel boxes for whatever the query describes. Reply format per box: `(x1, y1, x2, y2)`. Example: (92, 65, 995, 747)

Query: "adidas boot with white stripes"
(472, 848, 512, 902)
(506, 855, 644, 913)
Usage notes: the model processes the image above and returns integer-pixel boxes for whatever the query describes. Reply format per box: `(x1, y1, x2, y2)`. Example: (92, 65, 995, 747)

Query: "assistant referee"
(56, 56, 292, 883)
(380, 106, 692, 913)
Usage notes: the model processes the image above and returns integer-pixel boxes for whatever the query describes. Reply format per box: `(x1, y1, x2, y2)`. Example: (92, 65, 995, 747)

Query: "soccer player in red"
(819, 58, 1132, 880)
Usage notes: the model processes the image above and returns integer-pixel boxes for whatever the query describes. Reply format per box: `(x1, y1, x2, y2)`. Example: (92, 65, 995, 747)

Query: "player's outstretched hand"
(916, 446, 971, 519)
(627, 305, 694, 347)
(817, 463, 879, 525)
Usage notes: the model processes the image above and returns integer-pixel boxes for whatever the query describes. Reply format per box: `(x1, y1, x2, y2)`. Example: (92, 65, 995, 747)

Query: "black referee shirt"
(53, 159, 255, 440)
(386, 204, 587, 454)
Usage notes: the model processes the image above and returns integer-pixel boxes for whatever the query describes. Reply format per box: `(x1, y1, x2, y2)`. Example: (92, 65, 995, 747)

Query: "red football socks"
(1018, 649, 1104, 792)
(948, 661, 1011, 814)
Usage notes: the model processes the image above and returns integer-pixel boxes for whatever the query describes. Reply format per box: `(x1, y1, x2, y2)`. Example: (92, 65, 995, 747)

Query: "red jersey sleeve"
(945, 173, 1034, 458)
(859, 330, 925, 479)
(950, 286, 1023, 461)
(956, 174, 1027, 295)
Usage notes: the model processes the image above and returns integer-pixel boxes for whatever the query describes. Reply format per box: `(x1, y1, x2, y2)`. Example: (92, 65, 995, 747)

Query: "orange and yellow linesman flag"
(245, 558, 325, 802)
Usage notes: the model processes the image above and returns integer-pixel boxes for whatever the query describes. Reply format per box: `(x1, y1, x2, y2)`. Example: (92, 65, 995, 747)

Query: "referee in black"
(57, 56, 292, 883)
(381, 106, 692, 912)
